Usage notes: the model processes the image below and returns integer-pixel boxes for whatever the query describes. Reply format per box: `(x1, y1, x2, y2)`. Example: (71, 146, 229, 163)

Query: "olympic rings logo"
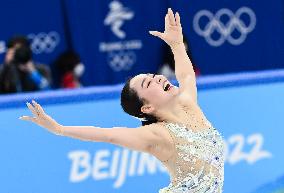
(28, 31, 60, 54)
(193, 7, 256, 47)
(107, 51, 136, 71)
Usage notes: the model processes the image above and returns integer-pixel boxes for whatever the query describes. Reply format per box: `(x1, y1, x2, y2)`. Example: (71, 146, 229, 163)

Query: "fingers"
(167, 8, 176, 26)
(20, 100, 45, 123)
(165, 13, 170, 31)
(26, 102, 39, 117)
(149, 31, 164, 39)
(25, 100, 45, 119)
(19, 116, 37, 123)
(175, 12, 181, 27)
(32, 100, 45, 115)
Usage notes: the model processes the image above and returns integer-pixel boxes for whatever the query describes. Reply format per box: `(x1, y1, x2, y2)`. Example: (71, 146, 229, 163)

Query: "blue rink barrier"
(1, 69, 284, 193)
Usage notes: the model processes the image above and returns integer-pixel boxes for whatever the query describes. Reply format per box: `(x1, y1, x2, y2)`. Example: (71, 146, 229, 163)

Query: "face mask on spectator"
(74, 63, 85, 77)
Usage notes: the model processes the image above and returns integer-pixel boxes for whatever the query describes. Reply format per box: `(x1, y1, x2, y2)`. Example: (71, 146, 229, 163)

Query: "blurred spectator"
(158, 36, 200, 80)
(53, 51, 84, 88)
(0, 36, 51, 94)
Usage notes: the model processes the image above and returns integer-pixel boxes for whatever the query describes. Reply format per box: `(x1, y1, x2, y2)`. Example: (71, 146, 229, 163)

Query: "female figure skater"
(20, 8, 225, 193)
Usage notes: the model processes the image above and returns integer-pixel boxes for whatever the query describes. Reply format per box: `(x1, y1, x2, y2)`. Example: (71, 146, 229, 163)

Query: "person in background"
(158, 36, 200, 80)
(53, 51, 84, 89)
(0, 36, 29, 76)
(0, 36, 51, 94)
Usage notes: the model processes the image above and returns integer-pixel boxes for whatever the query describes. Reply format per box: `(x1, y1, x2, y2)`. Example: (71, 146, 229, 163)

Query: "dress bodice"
(159, 121, 225, 193)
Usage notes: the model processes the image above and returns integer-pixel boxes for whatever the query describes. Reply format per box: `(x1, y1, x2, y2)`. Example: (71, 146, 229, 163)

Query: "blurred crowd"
(0, 35, 85, 94)
(0, 35, 200, 94)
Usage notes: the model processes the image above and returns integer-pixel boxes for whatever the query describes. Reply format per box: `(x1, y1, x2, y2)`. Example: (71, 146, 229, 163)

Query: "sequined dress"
(159, 120, 225, 193)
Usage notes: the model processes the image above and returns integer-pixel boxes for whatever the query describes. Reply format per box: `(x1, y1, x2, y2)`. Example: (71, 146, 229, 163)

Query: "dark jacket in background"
(0, 63, 51, 94)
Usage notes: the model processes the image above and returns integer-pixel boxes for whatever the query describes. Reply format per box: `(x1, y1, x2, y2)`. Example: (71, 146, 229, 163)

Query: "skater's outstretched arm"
(19, 100, 165, 154)
(149, 8, 197, 103)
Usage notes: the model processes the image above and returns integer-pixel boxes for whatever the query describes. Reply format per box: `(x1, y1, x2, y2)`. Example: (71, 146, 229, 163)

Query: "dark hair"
(55, 51, 81, 74)
(7, 35, 30, 49)
(13, 46, 32, 65)
(120, 77, 158, 126)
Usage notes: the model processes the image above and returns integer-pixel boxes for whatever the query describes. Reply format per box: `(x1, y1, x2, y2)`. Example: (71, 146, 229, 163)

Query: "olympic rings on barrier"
(107, 50, 136, 71)
(28, 31, 60, 54)
(193, 7, 256, 47)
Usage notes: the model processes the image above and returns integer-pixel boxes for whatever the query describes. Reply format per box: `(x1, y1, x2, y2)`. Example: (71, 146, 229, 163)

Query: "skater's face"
(130, 73, 178, 114)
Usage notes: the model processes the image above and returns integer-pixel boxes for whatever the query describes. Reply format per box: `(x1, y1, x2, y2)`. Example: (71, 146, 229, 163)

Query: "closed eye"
(147, 81, 151, 88)
(146, 74, 155, 88)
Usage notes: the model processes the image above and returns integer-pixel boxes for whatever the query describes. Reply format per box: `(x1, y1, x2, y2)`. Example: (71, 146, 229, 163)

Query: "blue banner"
(64, 0, 169, 86)
(1, 0, 283, 85)
(1, 71, 284, 193)
(168, 0, 284, 74)
(0, 0, 67, 65)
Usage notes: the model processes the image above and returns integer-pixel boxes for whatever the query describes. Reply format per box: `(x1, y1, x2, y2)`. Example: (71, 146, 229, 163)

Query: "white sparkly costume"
(159, 120, 225, 193)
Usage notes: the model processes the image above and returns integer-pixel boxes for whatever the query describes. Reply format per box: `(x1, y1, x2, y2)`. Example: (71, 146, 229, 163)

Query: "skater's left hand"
(149, 8, 183, 48)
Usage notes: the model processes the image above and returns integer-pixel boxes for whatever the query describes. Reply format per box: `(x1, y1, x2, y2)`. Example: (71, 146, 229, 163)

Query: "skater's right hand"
(19, 100, 63, 135)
